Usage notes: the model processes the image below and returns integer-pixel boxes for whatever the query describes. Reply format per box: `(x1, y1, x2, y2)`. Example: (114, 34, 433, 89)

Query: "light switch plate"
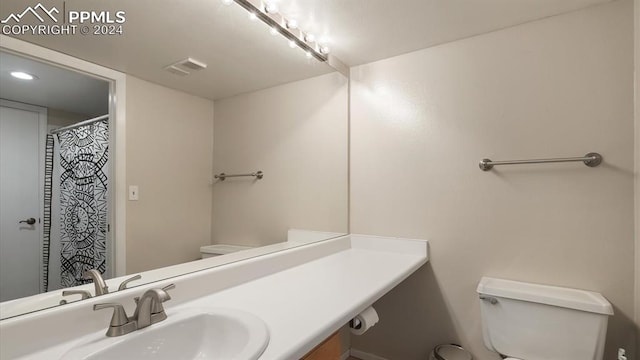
(128, 185, 139, 201)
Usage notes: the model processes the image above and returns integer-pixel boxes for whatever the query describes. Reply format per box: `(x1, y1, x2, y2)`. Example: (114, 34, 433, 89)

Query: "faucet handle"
(60, 290, 92, 302)
(151, 284, 175, 314)
(93, 303, 130, 327)
(118, 274, 142, 291)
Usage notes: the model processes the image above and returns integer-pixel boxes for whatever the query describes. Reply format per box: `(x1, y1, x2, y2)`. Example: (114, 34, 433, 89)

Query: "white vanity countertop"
(5, 234, 427, 360)
(181, 235, 427, 359)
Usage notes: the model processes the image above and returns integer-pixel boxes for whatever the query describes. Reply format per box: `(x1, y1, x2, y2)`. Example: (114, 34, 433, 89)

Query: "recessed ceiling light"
(10, 71, 37, 80)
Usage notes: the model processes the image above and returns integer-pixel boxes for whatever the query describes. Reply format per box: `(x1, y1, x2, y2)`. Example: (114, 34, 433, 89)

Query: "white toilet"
(199, 244, 253, 259)
(477, 277, 613, 360)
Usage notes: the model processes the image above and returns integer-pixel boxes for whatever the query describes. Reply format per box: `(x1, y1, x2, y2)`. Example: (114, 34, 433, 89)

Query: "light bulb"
(248, 12, 258, 21)
(289, 40, 297, 48)
(304, 34, 315, 43)
(305, 51, 312, 59)
(286, 19, 298, 29)
(270, 27, 278, 36)
(221, 0, 232, 5)
(264, 3, 278, 14)
(320, 45, 330, 54)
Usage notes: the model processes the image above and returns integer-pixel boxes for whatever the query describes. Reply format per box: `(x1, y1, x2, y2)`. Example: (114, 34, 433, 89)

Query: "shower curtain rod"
(49, 114, 109, 134)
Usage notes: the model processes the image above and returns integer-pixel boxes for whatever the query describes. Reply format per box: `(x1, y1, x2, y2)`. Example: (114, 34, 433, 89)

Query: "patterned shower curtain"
(41, 134, 54, 292)
(57, 120, 109, 287)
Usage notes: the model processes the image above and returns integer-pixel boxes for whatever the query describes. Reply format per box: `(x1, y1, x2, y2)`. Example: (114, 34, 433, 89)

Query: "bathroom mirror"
(0, 0, 348, 319)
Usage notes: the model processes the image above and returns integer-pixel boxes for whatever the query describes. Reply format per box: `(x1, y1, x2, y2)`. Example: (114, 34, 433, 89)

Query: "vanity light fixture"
(10, 71, 37, 80)
(224, 0, 329, 61)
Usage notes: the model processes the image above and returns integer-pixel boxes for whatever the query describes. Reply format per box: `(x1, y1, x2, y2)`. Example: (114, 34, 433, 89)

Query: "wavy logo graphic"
(1, 3, 59, 24)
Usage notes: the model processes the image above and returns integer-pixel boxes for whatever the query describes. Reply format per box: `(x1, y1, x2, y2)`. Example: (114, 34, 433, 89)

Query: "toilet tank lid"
(477, 277, 613, 315)
(200, 244, 253, 254)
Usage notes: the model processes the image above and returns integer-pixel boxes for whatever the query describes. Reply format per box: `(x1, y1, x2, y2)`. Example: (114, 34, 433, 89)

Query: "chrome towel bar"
(214, 171, 264, 181)
(479, 152, 602, 171)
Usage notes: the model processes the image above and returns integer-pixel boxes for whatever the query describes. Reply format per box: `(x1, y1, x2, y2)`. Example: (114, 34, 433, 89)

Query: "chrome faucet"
(93, 303, 137, 337)
(93, 284, 174, 337)
(84, 269, 109, 296)
(133, 284, 175, 329)
(60, 274, 142, 306)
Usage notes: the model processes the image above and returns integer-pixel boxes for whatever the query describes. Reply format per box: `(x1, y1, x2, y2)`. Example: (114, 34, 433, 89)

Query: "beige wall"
(47, 108, 88, 127)
(635, 0, 640, 351)
(125, 76, 214, 273)
(212, 72, 348, 246)
(349, 1, 636, 359)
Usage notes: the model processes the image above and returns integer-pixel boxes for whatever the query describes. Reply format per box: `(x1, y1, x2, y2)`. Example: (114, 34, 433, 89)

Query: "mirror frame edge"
(0, 34, 128, 277)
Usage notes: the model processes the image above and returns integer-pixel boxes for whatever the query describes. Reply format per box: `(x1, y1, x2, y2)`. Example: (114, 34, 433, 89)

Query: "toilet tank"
(477, 277, 613, 360)
(200, 244, 253, 259)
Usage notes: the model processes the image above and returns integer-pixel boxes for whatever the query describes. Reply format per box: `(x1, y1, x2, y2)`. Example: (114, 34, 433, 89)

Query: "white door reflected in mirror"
(0, 103, 45, 301)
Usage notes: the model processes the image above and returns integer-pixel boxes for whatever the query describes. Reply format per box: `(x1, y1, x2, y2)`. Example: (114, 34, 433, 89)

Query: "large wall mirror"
(0, 0, 348, 319)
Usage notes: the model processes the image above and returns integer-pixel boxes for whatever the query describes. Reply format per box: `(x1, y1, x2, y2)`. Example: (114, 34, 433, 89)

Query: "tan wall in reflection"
(212, 72, 349, 247)
(126, 76, 214, 273)
(47, 108, 88, 127)
(635, 0, 640, 352)
(349, 1, 636, 359)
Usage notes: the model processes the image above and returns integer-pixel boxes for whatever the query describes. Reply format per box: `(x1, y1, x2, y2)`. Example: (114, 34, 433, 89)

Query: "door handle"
(19, 218, 36, 225)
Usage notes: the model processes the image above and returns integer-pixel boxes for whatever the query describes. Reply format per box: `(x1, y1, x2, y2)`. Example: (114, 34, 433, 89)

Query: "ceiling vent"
(164, 57, 207, 76)
(164, 65, 190, 76)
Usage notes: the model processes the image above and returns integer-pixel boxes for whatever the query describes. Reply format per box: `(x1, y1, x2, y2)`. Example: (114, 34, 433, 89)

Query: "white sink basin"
(61, 308, 269, 360)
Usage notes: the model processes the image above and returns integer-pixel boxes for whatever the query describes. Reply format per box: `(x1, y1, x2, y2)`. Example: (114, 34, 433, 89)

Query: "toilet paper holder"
(349, 306, 379, 335)
(349, 318, 362, 330)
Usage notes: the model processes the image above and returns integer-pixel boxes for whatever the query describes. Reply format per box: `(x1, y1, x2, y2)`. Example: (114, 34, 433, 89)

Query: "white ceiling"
(0, 51, 109, 116)
(0, 0, 335, 100)
(1, 0, 613, 100)
(273, 0, 614, 65)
